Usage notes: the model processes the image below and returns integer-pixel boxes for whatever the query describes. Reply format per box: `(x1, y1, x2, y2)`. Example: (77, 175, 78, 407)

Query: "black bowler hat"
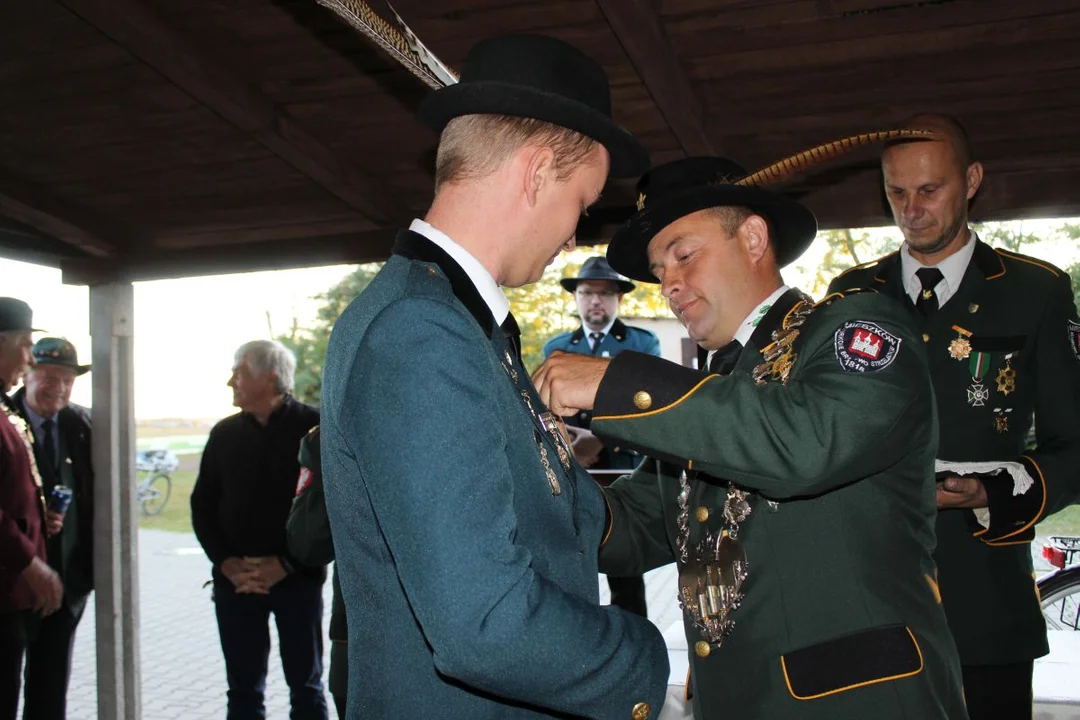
(560, 256, 635, 294)
(32, 337, 90, 375)
(0, 297, 41, 333)
(417, 35, 648, 177)
(607, 157, 818, 283)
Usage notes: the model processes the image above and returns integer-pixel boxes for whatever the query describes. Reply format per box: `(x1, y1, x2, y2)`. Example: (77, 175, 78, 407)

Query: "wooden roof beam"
(0, 170, 117, 258)
(595, 0, 715, 157)
(56, 0, 406, 225)
(61, 228, 398, 285)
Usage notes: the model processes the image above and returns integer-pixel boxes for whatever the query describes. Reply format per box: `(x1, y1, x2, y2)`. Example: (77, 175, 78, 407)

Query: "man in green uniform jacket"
(535, 156, 967, 719)
(828, 114, 1080, 719)
(286, 426, 346, 719)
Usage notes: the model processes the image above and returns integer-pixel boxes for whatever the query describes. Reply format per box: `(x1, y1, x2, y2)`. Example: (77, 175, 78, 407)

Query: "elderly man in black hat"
(0, 300, 63, 720)
(534, 157, 967, 718)
(543, 256, 660, 619)
(321, 34, 668, 720)
(12, 338, 94, 720)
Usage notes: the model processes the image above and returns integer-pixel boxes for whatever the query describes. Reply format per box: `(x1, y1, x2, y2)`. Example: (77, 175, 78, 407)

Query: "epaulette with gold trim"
(815, 287, 879, 306)
(993, 248, 1062, 277)
(833, 252, 898, 279)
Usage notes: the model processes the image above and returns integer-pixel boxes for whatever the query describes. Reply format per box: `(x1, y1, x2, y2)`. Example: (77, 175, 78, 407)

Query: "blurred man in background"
(191, 339, 326, 720)
(543, 255, 660, 618)
(13, 337, 94, 720)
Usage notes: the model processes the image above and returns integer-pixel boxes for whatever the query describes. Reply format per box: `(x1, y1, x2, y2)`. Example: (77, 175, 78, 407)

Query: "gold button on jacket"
(694, 506, 709, 523)
(631, 701, 651, 720)
(633, 390, 652, 410)
(695, 640, 711, 658)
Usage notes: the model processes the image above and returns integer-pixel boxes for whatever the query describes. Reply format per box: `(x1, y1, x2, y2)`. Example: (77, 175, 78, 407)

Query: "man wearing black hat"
(534, 158, 967, 718)
(321, 34, 667, 720)
(12, 338, 94, 720)
(543, 255, 660, 618)
(0, 299, 63, 720)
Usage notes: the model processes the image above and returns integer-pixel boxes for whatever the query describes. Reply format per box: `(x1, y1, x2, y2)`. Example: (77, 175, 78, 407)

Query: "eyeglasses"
(575, 290, 619, 299)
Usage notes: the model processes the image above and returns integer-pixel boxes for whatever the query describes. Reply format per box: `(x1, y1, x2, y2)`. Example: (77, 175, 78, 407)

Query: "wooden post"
(89, 281, 141, 719)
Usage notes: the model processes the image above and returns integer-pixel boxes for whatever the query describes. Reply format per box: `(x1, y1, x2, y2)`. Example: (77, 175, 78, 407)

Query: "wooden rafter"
(595, 0, 714, 157)
(61, 228, 399, 285)
(55, 0, 406, 225)
(0, 170, 117, 257)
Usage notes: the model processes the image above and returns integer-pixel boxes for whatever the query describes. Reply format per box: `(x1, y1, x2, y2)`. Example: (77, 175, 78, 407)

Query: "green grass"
(1037, 504, 1080, 539)
(136, 453, 199, 533)
(133, 448, 1080, 539)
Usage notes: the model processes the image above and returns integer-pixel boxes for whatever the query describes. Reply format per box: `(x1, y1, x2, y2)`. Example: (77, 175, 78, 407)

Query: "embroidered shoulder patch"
(295, 467, 313, 497)
(835, 321, 901, 373)
(1068, 319, 1080, 361)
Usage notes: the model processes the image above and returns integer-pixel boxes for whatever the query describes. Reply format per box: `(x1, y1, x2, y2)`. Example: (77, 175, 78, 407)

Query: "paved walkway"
(41, 530, 1080, 718)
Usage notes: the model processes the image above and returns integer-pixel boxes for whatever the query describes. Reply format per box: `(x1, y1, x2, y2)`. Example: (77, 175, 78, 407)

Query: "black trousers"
(213, 576, 328, 720)
(961, 661, 1034, 720)
(607, 575, 647, 618)
(0, 611, 29, 720)
(22, 602, 85, 720)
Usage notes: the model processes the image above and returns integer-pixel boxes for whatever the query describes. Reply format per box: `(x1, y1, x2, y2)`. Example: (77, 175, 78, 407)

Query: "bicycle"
(135, 449, 177, 516)
(1039, 536, 1080, 632)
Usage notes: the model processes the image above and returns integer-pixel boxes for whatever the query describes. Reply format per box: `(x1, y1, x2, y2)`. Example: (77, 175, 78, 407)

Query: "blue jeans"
(213, 576, 328, 720)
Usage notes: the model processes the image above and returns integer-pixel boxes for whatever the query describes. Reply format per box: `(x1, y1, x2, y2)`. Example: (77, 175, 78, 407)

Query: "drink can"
(48, 485, 73, 514)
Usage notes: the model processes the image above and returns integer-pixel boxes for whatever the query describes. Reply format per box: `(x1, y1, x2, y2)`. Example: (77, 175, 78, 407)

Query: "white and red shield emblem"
(835, 321, 901, 373)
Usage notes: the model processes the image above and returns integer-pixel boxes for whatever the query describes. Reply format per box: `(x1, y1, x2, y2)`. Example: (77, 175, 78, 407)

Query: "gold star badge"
(996, 365, 1016, 395)
(948, 337, 971, 360)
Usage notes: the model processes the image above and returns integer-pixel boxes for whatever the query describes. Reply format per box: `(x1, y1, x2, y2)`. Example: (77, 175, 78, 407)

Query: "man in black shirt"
(191, 340, 326, 720)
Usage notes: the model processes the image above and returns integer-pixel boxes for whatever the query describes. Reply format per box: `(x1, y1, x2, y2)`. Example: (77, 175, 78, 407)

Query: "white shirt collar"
(409, 219, 510, 325)
(586, 318, 617, 338)
(734, 285, 789, 346)
(20, 398, 58, 438)
(705, 285, 789, 367)
(900, 231, 978, 308)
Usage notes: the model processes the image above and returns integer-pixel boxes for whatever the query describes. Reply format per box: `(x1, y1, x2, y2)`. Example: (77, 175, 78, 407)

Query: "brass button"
(694, 506, 709, 523)
(633, 391, 652, 410)
(631, 702, 650, 720)
(922, 334, 930, 343)
(695, 640, 711, 658)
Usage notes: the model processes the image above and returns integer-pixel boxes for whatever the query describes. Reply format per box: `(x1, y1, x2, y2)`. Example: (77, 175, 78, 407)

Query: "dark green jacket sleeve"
(592, 296, 935, 500)
(598, 459, 677, 577)
(286, 430, 335, 567)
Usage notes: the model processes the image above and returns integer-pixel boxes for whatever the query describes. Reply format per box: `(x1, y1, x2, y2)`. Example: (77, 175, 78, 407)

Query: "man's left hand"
(45, 510, 64, 537)
(936, 475, 989, 510)
(532, 352, 610, 417)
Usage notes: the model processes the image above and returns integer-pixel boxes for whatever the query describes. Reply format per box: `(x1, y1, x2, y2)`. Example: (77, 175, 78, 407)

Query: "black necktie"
(708, 340, 743, 375)
(589, 331, 604, 355)
(41, 418, 58, 474)
(501, 313, 522, 361)
(915, 267, 944, 317)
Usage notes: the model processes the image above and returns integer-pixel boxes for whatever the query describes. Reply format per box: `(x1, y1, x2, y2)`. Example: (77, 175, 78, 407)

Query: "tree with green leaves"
(277, 264, 381, 406)
(277, 248, 671, 404)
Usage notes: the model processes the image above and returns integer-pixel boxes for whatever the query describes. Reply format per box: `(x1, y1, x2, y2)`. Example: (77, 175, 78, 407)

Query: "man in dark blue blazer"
(320, 35, 668, 719)
(544, 256, 660, 618)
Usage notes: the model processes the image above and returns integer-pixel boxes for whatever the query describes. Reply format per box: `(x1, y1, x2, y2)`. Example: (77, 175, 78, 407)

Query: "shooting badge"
(996, 353, 1017, 395)
(948, 325, 973, 361)
(993, 407, 1012, 434)
(967, 351, 990, 407)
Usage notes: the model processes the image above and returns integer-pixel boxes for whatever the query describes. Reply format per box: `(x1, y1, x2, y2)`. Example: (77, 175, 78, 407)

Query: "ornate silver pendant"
(678, 531, 748, 646)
